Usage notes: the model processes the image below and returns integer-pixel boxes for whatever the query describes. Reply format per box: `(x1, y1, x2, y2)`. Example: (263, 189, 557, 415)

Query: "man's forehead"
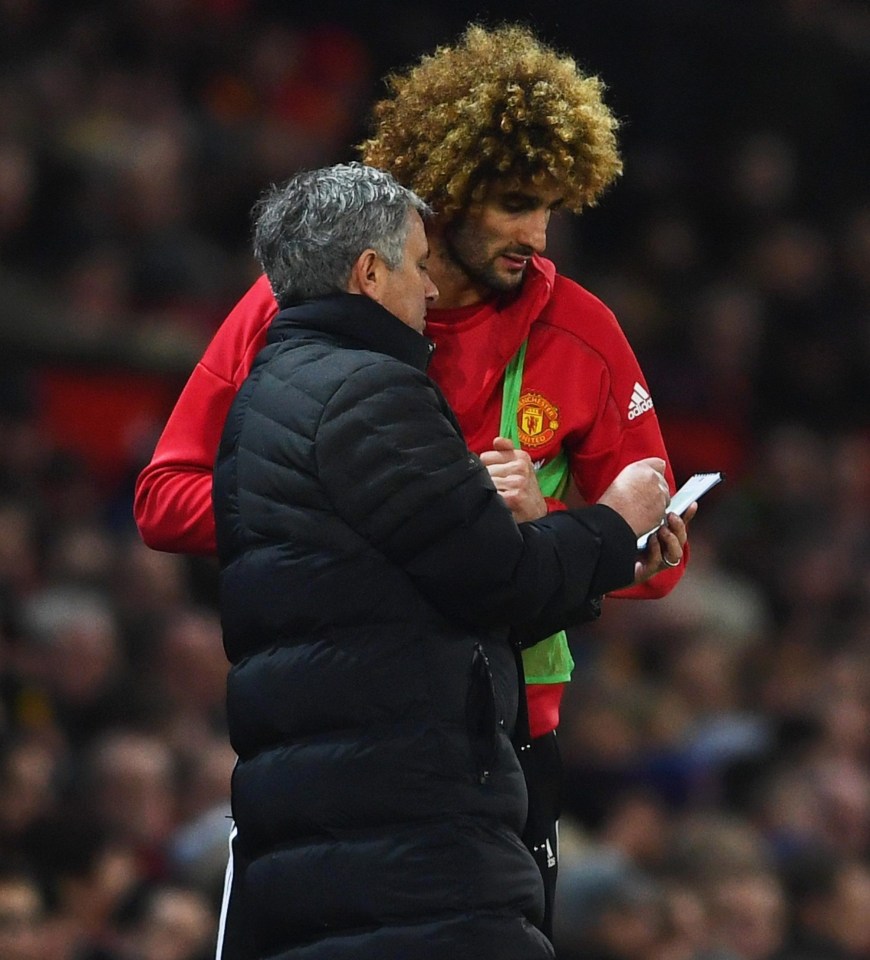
(405, 210, 429, 249)
(485, 176, 564, 204)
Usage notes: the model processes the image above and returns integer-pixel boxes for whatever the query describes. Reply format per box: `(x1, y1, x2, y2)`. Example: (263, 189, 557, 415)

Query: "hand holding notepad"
(636, 472, 725, 550)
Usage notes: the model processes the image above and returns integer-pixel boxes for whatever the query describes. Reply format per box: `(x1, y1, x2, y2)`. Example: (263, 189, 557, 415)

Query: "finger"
(680, 502, 699, 526)
(480, 450, 515, 466)
(664, 514, 688, 546)
(656, 522, 680, 547)
(491, 436, 515, 452)
(485, 462, 521, 478)
(643, 533, 663, 563)
(634, 551, 660, 584)
(656, 525, 683, 567)
(500, 474, 529, 493)
(663, 504, 697, 543)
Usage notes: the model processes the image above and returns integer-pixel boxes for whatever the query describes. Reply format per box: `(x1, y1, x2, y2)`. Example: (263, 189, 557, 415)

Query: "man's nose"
(425, 276, 439, 302)
(518, 210, 549, 253)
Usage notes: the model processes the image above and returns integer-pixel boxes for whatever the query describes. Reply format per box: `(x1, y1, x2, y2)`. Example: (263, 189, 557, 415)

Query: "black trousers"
(215, 733, 563, 958)
(519, 730, 563, 942)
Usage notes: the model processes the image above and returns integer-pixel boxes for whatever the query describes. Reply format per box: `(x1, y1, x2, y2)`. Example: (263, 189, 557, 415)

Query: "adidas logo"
(627, 382, 654, 420)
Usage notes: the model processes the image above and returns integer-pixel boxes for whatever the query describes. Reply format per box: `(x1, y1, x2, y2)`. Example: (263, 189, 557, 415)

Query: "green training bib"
(500, 341, 574, 685)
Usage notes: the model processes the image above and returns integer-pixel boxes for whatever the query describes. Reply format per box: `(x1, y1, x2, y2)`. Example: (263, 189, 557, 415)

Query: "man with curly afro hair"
(361, 23, 622, 224)
(135, 22, 690, 956)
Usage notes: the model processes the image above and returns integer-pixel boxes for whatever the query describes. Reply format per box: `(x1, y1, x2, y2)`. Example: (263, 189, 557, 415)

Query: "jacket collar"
(267, 292, 434, 372)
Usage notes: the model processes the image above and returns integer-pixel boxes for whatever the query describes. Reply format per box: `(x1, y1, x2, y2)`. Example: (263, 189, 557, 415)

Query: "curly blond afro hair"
(359, 23, 622, 221)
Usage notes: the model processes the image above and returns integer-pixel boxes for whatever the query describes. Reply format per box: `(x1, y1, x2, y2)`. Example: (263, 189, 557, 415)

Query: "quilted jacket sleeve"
(315, 360, 637, 638)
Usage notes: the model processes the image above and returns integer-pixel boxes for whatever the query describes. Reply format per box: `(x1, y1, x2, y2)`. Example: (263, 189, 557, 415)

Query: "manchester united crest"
(517, 391, 560, 448)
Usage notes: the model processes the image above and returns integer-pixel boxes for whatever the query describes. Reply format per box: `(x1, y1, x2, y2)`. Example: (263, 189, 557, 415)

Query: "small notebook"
(636, 471, 725, 550)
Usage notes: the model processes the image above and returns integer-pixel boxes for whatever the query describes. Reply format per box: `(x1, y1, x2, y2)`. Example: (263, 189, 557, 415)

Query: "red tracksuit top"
(134, 255, 684, 738)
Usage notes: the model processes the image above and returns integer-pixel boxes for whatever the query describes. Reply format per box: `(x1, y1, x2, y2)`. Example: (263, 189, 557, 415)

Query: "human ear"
(348, 249, 385, 300)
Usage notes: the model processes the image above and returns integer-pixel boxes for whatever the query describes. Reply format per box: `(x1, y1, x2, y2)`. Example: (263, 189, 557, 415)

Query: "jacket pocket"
(466, 642, 498, 784)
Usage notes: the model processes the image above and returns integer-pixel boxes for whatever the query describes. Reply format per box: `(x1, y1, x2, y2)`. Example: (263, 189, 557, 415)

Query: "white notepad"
(636, 471, 725, 550)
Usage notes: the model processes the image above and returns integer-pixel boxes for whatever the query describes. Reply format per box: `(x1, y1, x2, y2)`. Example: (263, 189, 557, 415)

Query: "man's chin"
(488, 268, 526, 293)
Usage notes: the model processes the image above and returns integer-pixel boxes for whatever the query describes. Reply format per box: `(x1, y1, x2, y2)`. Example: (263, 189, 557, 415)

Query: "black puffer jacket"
(214, 293, 637, 960)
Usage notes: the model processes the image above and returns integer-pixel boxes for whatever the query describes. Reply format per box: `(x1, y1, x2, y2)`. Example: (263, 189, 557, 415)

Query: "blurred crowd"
(0, 0, 868, 958)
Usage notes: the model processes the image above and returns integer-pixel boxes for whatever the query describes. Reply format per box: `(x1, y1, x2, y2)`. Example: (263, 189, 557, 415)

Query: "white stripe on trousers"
(214, 823, 237, 960)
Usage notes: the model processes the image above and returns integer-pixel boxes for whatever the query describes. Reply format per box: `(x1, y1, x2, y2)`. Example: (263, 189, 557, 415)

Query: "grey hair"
(252, 162, 432, 307)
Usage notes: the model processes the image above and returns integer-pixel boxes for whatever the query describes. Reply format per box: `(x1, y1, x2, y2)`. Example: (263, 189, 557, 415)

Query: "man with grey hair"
(211, 160, 672, 958)
(251, 161, 432, 323)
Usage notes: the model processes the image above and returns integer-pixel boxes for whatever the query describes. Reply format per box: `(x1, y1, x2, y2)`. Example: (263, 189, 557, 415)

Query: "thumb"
(492, 436, 515, 451)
